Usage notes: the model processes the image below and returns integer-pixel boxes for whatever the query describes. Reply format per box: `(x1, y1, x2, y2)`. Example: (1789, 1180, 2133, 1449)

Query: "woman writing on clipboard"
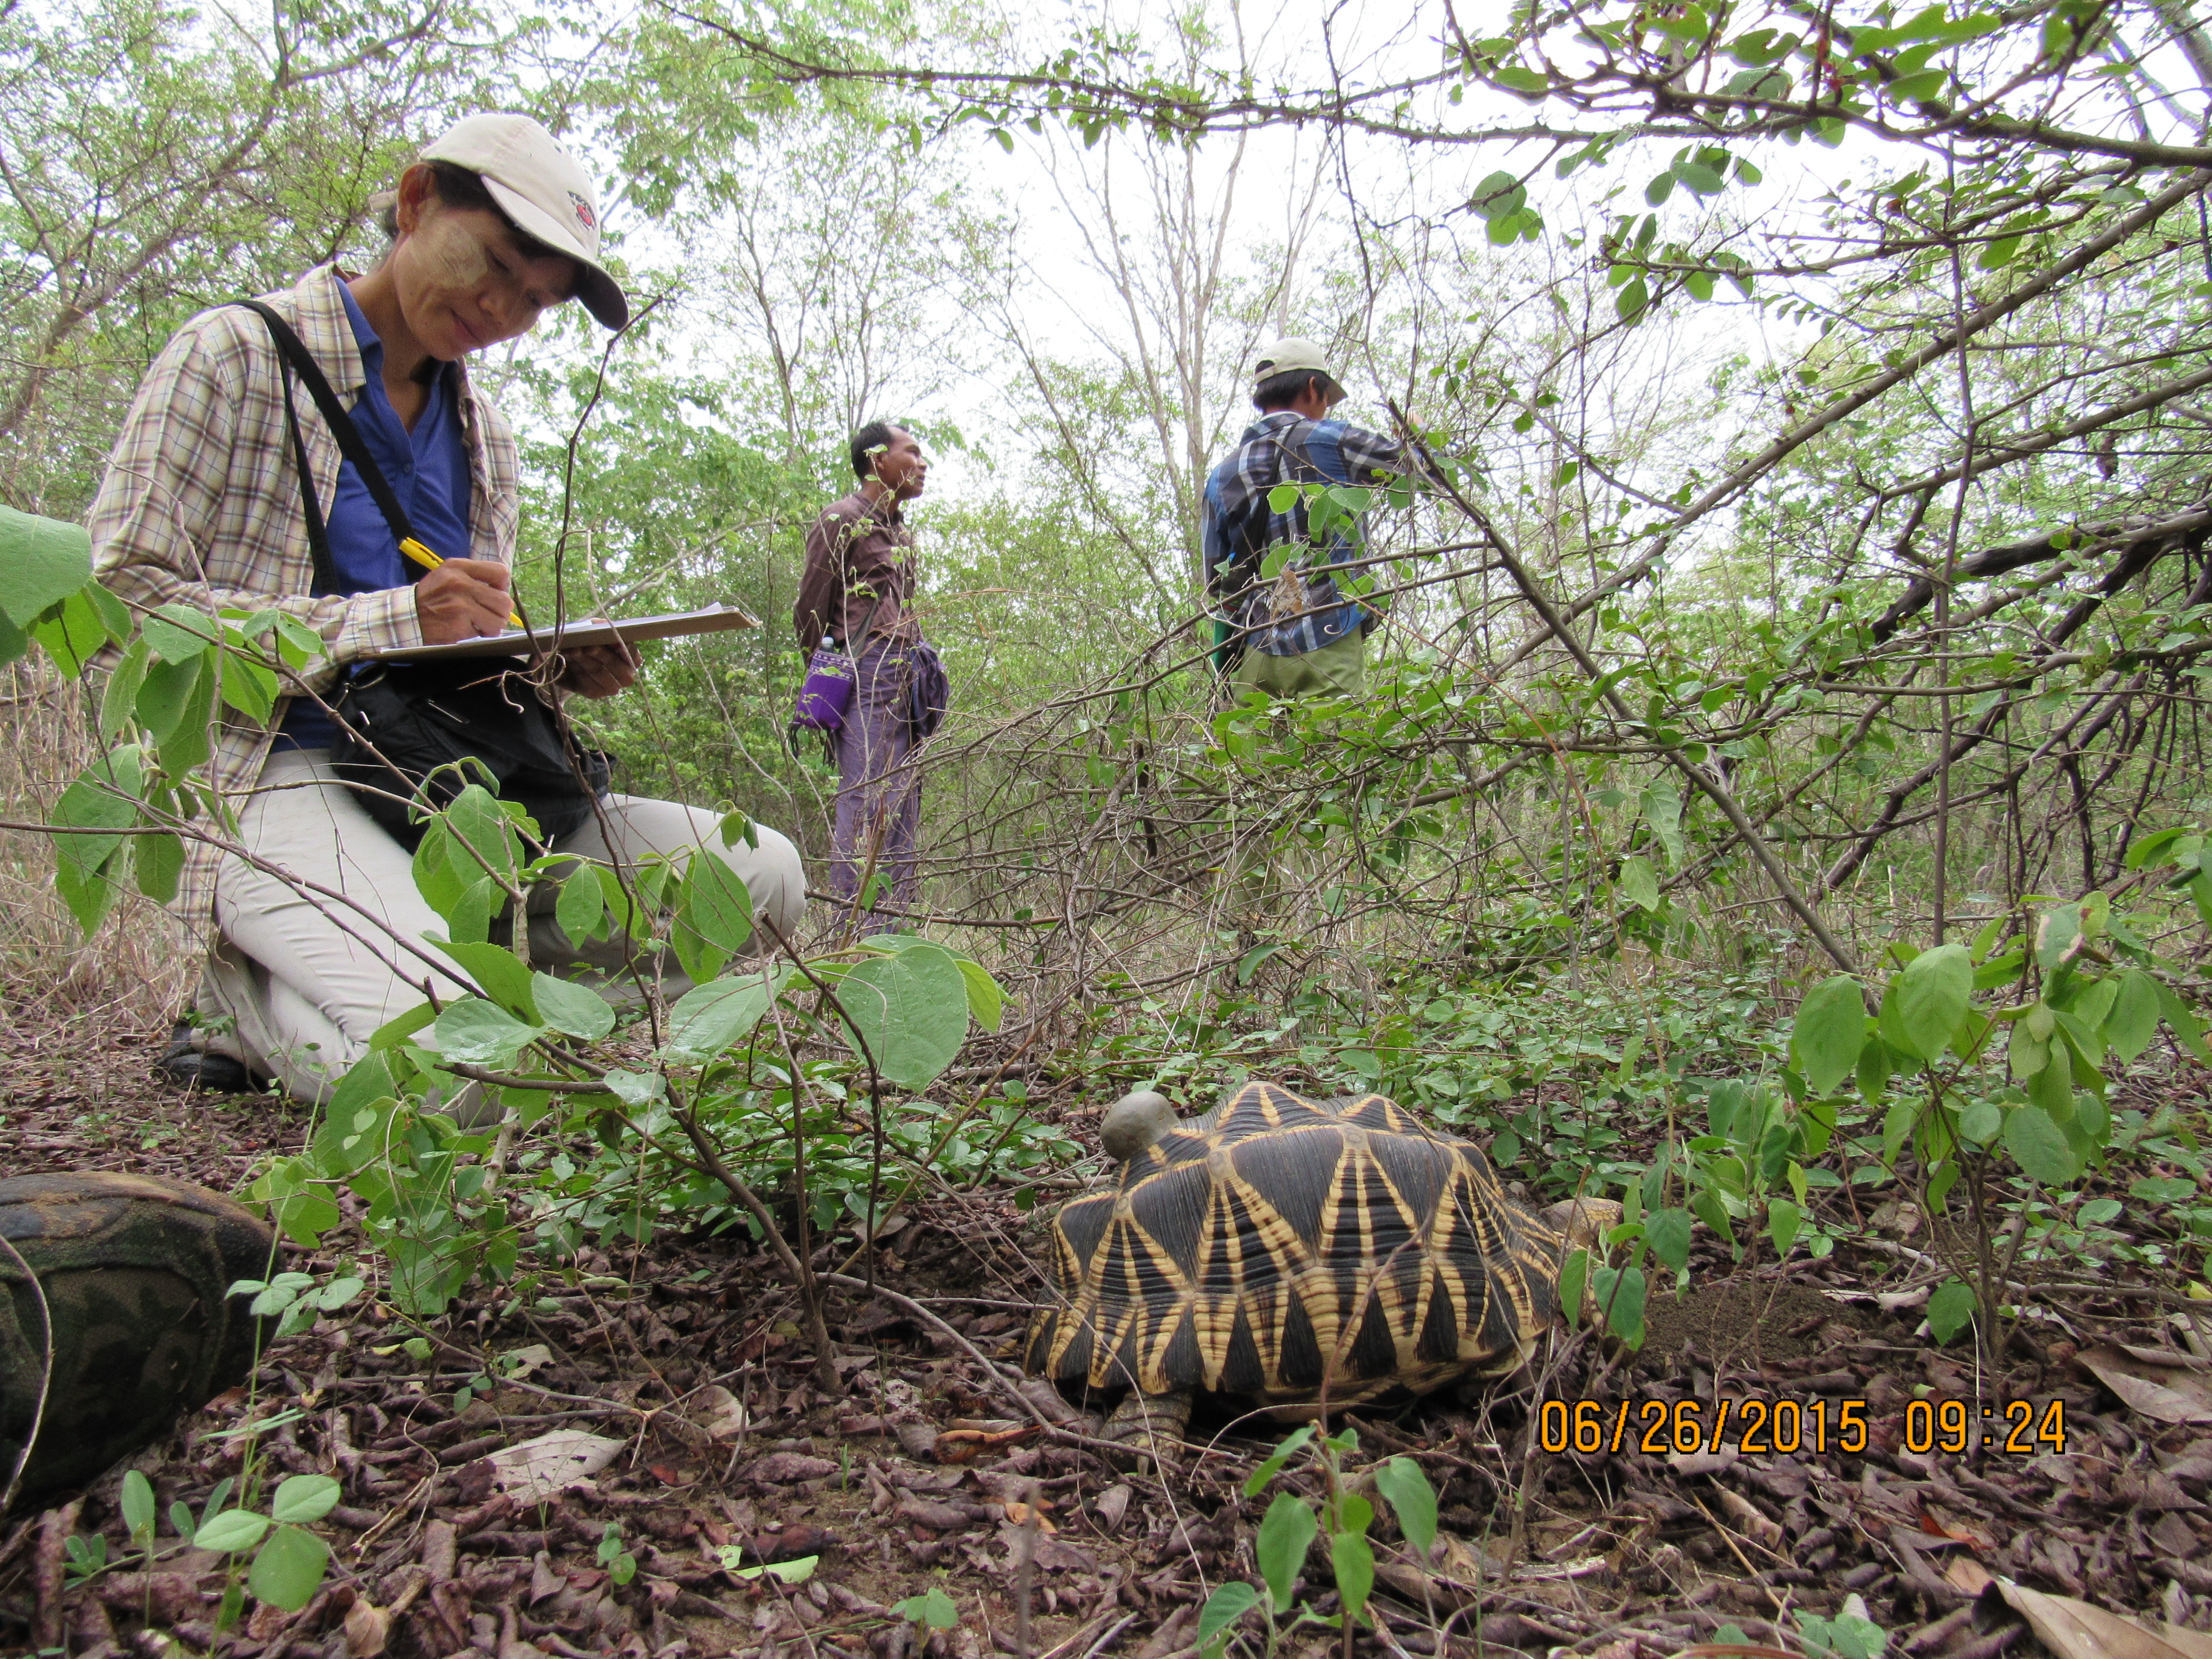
(90, 113, 805, 1109)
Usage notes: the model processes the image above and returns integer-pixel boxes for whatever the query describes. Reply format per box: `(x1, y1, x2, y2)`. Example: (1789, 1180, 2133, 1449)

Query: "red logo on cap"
(567, 190, 595, 231)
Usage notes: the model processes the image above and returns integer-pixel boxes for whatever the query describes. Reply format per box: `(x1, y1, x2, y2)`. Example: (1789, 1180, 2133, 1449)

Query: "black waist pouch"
(331, 658, 611, 851)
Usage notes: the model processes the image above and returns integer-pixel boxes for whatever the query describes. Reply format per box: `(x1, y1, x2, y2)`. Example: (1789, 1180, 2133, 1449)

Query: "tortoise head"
(1098, 1090, 1179, 1162)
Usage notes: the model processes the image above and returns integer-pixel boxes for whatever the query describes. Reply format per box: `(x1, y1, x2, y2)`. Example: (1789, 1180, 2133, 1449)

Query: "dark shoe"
(1, 1172, 276, 1514)
(155, 1022, 255, 1093)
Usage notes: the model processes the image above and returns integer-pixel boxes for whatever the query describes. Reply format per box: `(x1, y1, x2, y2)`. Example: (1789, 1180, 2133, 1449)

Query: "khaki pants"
(201, 748, 806, 1106)
(1233, 632, 1366, 699)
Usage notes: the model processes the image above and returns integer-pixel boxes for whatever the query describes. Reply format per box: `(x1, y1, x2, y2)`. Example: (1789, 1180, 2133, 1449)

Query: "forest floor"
(5, 1013, 2212, 1659)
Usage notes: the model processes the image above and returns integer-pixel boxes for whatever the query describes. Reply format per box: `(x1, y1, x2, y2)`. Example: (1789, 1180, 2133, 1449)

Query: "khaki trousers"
(201, 748, 806, 1105)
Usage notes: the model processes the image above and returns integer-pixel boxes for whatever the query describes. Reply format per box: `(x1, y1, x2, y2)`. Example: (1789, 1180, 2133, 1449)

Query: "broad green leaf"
(1645, 1207, 1693, 1273)
(1792, 975, 1866, 1095)
(2106, 970, 2160, 1063)
(428, 998, 541, 1069)
(1198, 1581, 1261, 1652)
(1639, 782, 1684, 865)
(1591, 1264, 1647, 1347)
(1927, 1281, 1977, 1345)
(1373, 1457, 1438, 1558)
(1958, 1098, 2002, 1145)
(958, 959, 1005, 1032)
(31, 587, 114, 676)
(445, 783, 521, 883)
(1617, 854, 1661, 912)
(555, 866, 606, 943)
(141, 603, 216, 663)
(894, 1587, 959, 1630)
(2003, 1103, 2080, 1185)
(1256, 1492, 1317, 1607)
(1893, 944, 1972, 1060)
(269, 1474, 341, 1524)
(603, 1068, 664, 1107)
(192, 1509, 271, 1553)
(427, 938, 537, 1020)
(724, 1551, 819, 1582)
(0, 504, 93, 625)
(2036, 904, 2082, 970)
(663, 967, 791, 1062)
(135, 830, 184, 903)
(839, 943, 970, 1090)
(532, 973, 615, 1042)
(246, 1522, 328, 1611)
(673, 851, 756, 983)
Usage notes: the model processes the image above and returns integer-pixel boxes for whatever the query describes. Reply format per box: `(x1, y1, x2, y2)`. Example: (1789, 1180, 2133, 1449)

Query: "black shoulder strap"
(236, 299, 422, 560)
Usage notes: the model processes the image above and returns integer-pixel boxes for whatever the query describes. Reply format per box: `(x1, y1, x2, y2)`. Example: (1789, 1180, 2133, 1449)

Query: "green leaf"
(663, 967, 791, 1063)
(32, 587, 116, 676)
(893, 1587, 960, 1629)
(1330, 1512, 1376, 1623)
(192, 1509, 272, 1553)
(1959, 1099, 2002, 1145)
(1558, 1245, 1590, 1323)
(726, 1552, 819, 1582)
(1243, 1424, 1317, 1497)
(1793, 975, 1866, 1095)
(426, 938, 538, 1021)
(2036, 904, 2082, 970)
(0, 504, 93, 626)
(555, 866, 606, 943)
(673, 851, 756, 983)
(141, 603, 216, 663)
(958, 959, 1006, 1033)
(1373, 1457, 1438, 1559)
(269, 1474, 341, 1525)
(2157, 983, 2212, 1062)
(1767, 1198, 1803, 1257)
(1617, 855, 1661, 912)
(2106, 970, 2160, 1063)
(1591, 1265, 1648, 1347)
(839, 943, 971, 1090)
(428, 998, 541, 1069)
(1855, 1037, 1895, 1101)
(121, 1470, 156, 1541)
(1198, 1581, 1261, 1653)
(531, 973, 615, 1042)
(1927, 1281, 1977, 1345)
(135, 830, 184, 903)
(1893, 944, 1972, 1060)
(1645, 1207, 1693, 1273)
(1675, 159, 1726, 193)
(246, 1523, 328, 1611)
(1267, 482, 1303, 513)
(2003, 1103, 2081, 1185)
(1639, 783, 1684, 865)
(1256, 1492, 1318, 1607)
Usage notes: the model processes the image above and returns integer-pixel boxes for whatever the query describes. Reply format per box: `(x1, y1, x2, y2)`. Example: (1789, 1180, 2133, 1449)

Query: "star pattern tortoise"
(1024, 1082, 1617, 1445)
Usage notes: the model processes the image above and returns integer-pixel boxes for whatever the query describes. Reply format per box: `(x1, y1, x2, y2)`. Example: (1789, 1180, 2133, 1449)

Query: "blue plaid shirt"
(1202, 411, 1411, 657)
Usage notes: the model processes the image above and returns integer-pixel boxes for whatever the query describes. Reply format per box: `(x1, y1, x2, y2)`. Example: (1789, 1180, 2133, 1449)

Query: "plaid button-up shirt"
(88, 264, 520, 942)
(1201, 411, 1410, 657)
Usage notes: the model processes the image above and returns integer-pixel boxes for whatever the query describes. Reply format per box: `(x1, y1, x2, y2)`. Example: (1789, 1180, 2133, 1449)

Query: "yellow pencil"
(401, 537, 523, 629)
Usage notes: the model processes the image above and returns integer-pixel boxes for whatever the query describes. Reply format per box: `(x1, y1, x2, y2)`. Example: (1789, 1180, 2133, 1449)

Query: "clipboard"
(363, 601, 761, 662)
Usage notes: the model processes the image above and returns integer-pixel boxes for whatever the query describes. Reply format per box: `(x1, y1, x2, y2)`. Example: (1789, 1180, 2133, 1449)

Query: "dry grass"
(0, 660, 193, 1028)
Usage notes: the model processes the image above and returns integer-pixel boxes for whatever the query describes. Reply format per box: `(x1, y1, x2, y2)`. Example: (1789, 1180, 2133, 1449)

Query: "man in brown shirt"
(797, 421, 931, 926)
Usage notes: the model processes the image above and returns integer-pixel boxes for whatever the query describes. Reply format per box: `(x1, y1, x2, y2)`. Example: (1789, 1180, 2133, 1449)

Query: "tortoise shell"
(1024, 1082, 1572, 1409)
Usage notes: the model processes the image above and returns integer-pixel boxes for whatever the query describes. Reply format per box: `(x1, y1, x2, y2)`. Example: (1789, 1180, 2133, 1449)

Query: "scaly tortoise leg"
(1100, 1389, 1192, 1472)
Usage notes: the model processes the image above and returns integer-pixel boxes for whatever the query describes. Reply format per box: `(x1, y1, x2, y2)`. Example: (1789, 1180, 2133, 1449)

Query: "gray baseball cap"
(1251, 337, 1345, 399)
(419, 113, 628, 329)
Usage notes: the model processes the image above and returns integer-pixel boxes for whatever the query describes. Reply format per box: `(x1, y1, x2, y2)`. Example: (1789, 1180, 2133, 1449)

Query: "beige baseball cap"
(419, 113, 628, 329)
(1251, 337, 1344, 398)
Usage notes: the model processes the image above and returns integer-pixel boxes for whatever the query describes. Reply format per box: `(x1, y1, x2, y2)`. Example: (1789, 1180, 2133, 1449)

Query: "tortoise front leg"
(1100, 1388, 1192, 1472)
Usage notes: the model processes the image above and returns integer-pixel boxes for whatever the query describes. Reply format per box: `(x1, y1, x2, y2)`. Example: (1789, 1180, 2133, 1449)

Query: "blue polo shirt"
(277, 275, 472, 751)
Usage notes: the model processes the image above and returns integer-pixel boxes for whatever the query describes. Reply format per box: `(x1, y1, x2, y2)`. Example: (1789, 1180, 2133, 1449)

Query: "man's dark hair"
(1253, 370, 1341, 412)
(380, 160, 570, 274)
(850, 420, 906, 481)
